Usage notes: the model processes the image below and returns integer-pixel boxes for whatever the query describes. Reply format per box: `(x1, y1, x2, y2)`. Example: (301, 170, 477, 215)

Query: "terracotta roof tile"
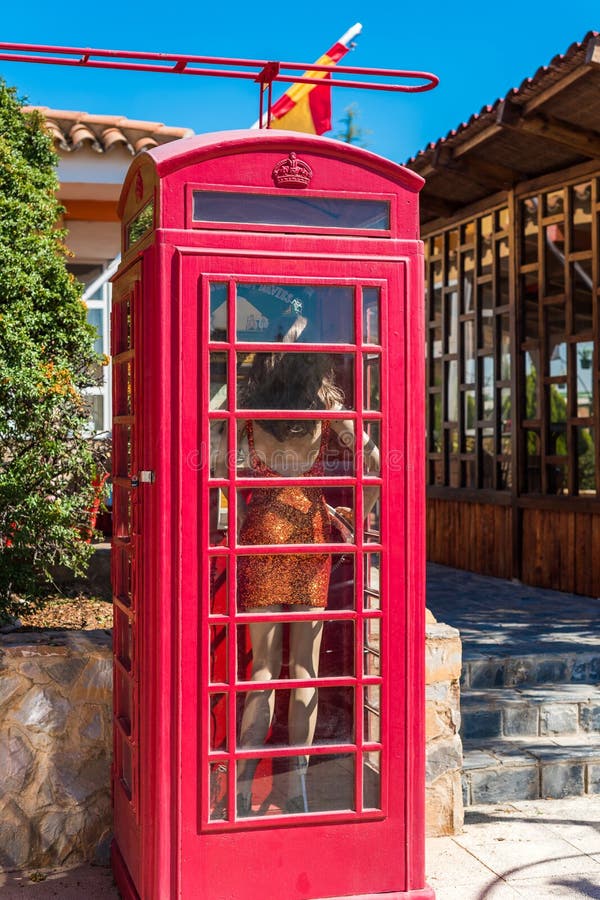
(21, 106, 194, 155)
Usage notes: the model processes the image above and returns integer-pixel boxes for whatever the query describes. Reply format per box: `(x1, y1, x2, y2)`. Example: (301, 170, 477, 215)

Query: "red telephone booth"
(110, 129, 432, 900)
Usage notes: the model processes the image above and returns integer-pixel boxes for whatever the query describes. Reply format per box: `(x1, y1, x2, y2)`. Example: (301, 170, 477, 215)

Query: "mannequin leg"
(287, 614, 324, 808)
(237, 614, 283, 813)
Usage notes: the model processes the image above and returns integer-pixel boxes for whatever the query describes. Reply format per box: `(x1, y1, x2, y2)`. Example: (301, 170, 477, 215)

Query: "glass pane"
(210, 488, 228, 545)
(210, 762, 228, 821)
(499, 315, 511, 380)
(210, 282, 228, 341)
(237, 484, 353, 538)
(237, 621, 354, 680)
(479, 289, 493, 351)
(115, 669, 132, 734)
(363, 619, 381, 676)
(327, 555, 356, 612)
(546, 306, 566, 376)
(478, 216, 493, 276)
(86, 394, 105, 433)
(127, 200, 153, 247)
(363, 751, 381, 811)
(446, 230, 459, 286)
(544, 224, 565, 296)
(521, 198, 538, 265)
(237, 753, 355, 818)
(576, 342, 594, 416)
(482, 429, 495, 489)
(237, 686, 354, 749)
(524, 351, 540, 419)
(363, 288, 380, 344)
(209, 421, 226, 478)
(446, 360, 458, 421)
(430, 394, 442, 452)
(577, 426, 596, 495)
(113, 543, 132, 608)
(193, 191, 390, 229)
(445, 291, 458, 354)
(86, 307, 104, 355)
(364, 486, 381, 544)
(363, 420, 381, 476)
(544, 190, 564, 217)
(496, 208, 510, 231)
(210, 624, 228, 684)
(364, 686, 381, 743)
(235, 283, 354, 344)
(496, 238, 510, 305)
(210, 694, 228, 751)
(572, 260, 593, 334)
(364, 354, 380, 411)
(463, 390, 476, 437)
(120, 737, 133, 798)
(237, 352, 354, 411)
(364, 553, 380, 610)
(210, 556, 228, 615)
(210, 353, 227, 410)
(236, 419, 354, 477)
(525, 430, 541, 492)
(547, 461, 568, 495)
(113, 424, 133, 479)
(463, 320, 475, 383)
(461, 250, 475, 314)
(500, 388, 512, 432)
(461, 222, 475, 245)
(114, 608, 133, 671)
(482, 357, 494, 419)
(571, 182, 592, 252)
(522, 272, 539, 341)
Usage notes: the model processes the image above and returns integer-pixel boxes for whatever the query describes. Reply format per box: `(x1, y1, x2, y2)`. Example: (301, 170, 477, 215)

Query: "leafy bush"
(0, 79, 105, 619)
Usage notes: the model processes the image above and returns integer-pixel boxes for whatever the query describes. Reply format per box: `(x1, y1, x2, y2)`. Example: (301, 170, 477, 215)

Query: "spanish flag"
(265, 24, 362, 135)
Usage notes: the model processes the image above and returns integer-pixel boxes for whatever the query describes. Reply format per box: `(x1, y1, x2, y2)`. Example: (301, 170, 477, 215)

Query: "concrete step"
(461, 651, 600, 689)
(462, 736, 600, 806)
(461, 684, 600, 740)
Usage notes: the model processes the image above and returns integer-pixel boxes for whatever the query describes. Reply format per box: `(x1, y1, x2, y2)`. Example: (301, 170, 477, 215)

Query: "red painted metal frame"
(111, 130, 431, 899)
(0, 41, 438, 125)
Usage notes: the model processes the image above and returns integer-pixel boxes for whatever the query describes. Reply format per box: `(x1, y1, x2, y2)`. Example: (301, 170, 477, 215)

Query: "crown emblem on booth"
(272, 152, 313, 189)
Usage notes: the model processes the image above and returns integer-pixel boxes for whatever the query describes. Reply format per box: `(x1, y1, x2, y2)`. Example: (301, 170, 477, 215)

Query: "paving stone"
(588, 765, 600, 794)
(534, 658, 569, 685)
(468, 660, 506, 689)
(541, 763, 585, 798)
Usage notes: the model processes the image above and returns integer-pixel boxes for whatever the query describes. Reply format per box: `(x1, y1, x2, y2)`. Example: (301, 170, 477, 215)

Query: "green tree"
(335, 103, 371, 147)
(0, 80, 103, 619)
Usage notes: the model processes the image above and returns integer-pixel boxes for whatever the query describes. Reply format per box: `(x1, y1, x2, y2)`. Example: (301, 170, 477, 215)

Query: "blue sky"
(1, 2, 599, 166)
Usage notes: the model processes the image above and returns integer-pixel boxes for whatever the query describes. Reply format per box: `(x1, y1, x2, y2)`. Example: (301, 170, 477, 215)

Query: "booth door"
(111, 266, 142, 885)
(178, 255, 410, 900)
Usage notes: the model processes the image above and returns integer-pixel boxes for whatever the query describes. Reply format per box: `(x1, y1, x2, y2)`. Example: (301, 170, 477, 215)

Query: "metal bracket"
(131, 471, 155, 488)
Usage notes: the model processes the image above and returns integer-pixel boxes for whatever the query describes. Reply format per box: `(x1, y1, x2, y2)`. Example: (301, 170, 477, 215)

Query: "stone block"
(0, 672, 27, 706)
(589, 656, 600, 681)
(588, 764, 600, 794)
(425, 770, 464, 836)
(10, 686, 70, 736)
(580, 704, 600, 733)
(462, 709, 502, 740)
(504, 657, 536, 686)
(535, 658, 569, 684)
(468, 660, 505, 689)
(469, 765, 539, 804)
(540, 704, 579, 735)
(46, 657, 87, 687)
(541, 763, 585, 798)
(425, 627, 462, 685)
(0, 730, 35, 797)
(503, 705, 539, 736)
(426, 734, 462, 783)
(0, 799, 35, 869)
(75, 657, 112, 700)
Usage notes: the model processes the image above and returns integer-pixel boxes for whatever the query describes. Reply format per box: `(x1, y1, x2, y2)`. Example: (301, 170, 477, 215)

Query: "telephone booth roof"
(118, 128, 424, 237)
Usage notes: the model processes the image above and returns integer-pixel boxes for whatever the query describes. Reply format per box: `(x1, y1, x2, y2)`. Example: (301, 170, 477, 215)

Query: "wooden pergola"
(408, 31, 600, 595)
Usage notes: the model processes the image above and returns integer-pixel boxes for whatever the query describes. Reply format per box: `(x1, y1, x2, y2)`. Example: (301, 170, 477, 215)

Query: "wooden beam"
(432, 145, 518, 190)
(497, 99, 600, 159)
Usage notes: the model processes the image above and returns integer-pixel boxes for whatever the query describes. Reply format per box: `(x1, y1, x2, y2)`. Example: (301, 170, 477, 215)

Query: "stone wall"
(0, 630, 112, 870)
(0, 618, 462, 871)
(425, 614, 464, 836)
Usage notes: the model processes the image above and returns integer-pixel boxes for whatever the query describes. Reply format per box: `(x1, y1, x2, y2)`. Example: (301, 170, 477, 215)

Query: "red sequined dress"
(238, 420, 332, 609)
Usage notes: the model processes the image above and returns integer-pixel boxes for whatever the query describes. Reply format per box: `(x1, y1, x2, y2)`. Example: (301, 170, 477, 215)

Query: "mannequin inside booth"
(214, 341, 380, 817)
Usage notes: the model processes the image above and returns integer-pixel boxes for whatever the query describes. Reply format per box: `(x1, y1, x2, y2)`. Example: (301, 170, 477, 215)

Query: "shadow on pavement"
(0, 864, 119, 899)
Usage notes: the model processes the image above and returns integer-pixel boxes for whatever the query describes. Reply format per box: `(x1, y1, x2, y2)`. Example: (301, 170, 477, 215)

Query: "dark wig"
(241, 352, 344, 442)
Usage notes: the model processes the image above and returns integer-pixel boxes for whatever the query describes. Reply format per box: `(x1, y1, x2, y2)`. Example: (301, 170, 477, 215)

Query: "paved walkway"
(426, 562, 599, 658)
(1, 796, 598, 898)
